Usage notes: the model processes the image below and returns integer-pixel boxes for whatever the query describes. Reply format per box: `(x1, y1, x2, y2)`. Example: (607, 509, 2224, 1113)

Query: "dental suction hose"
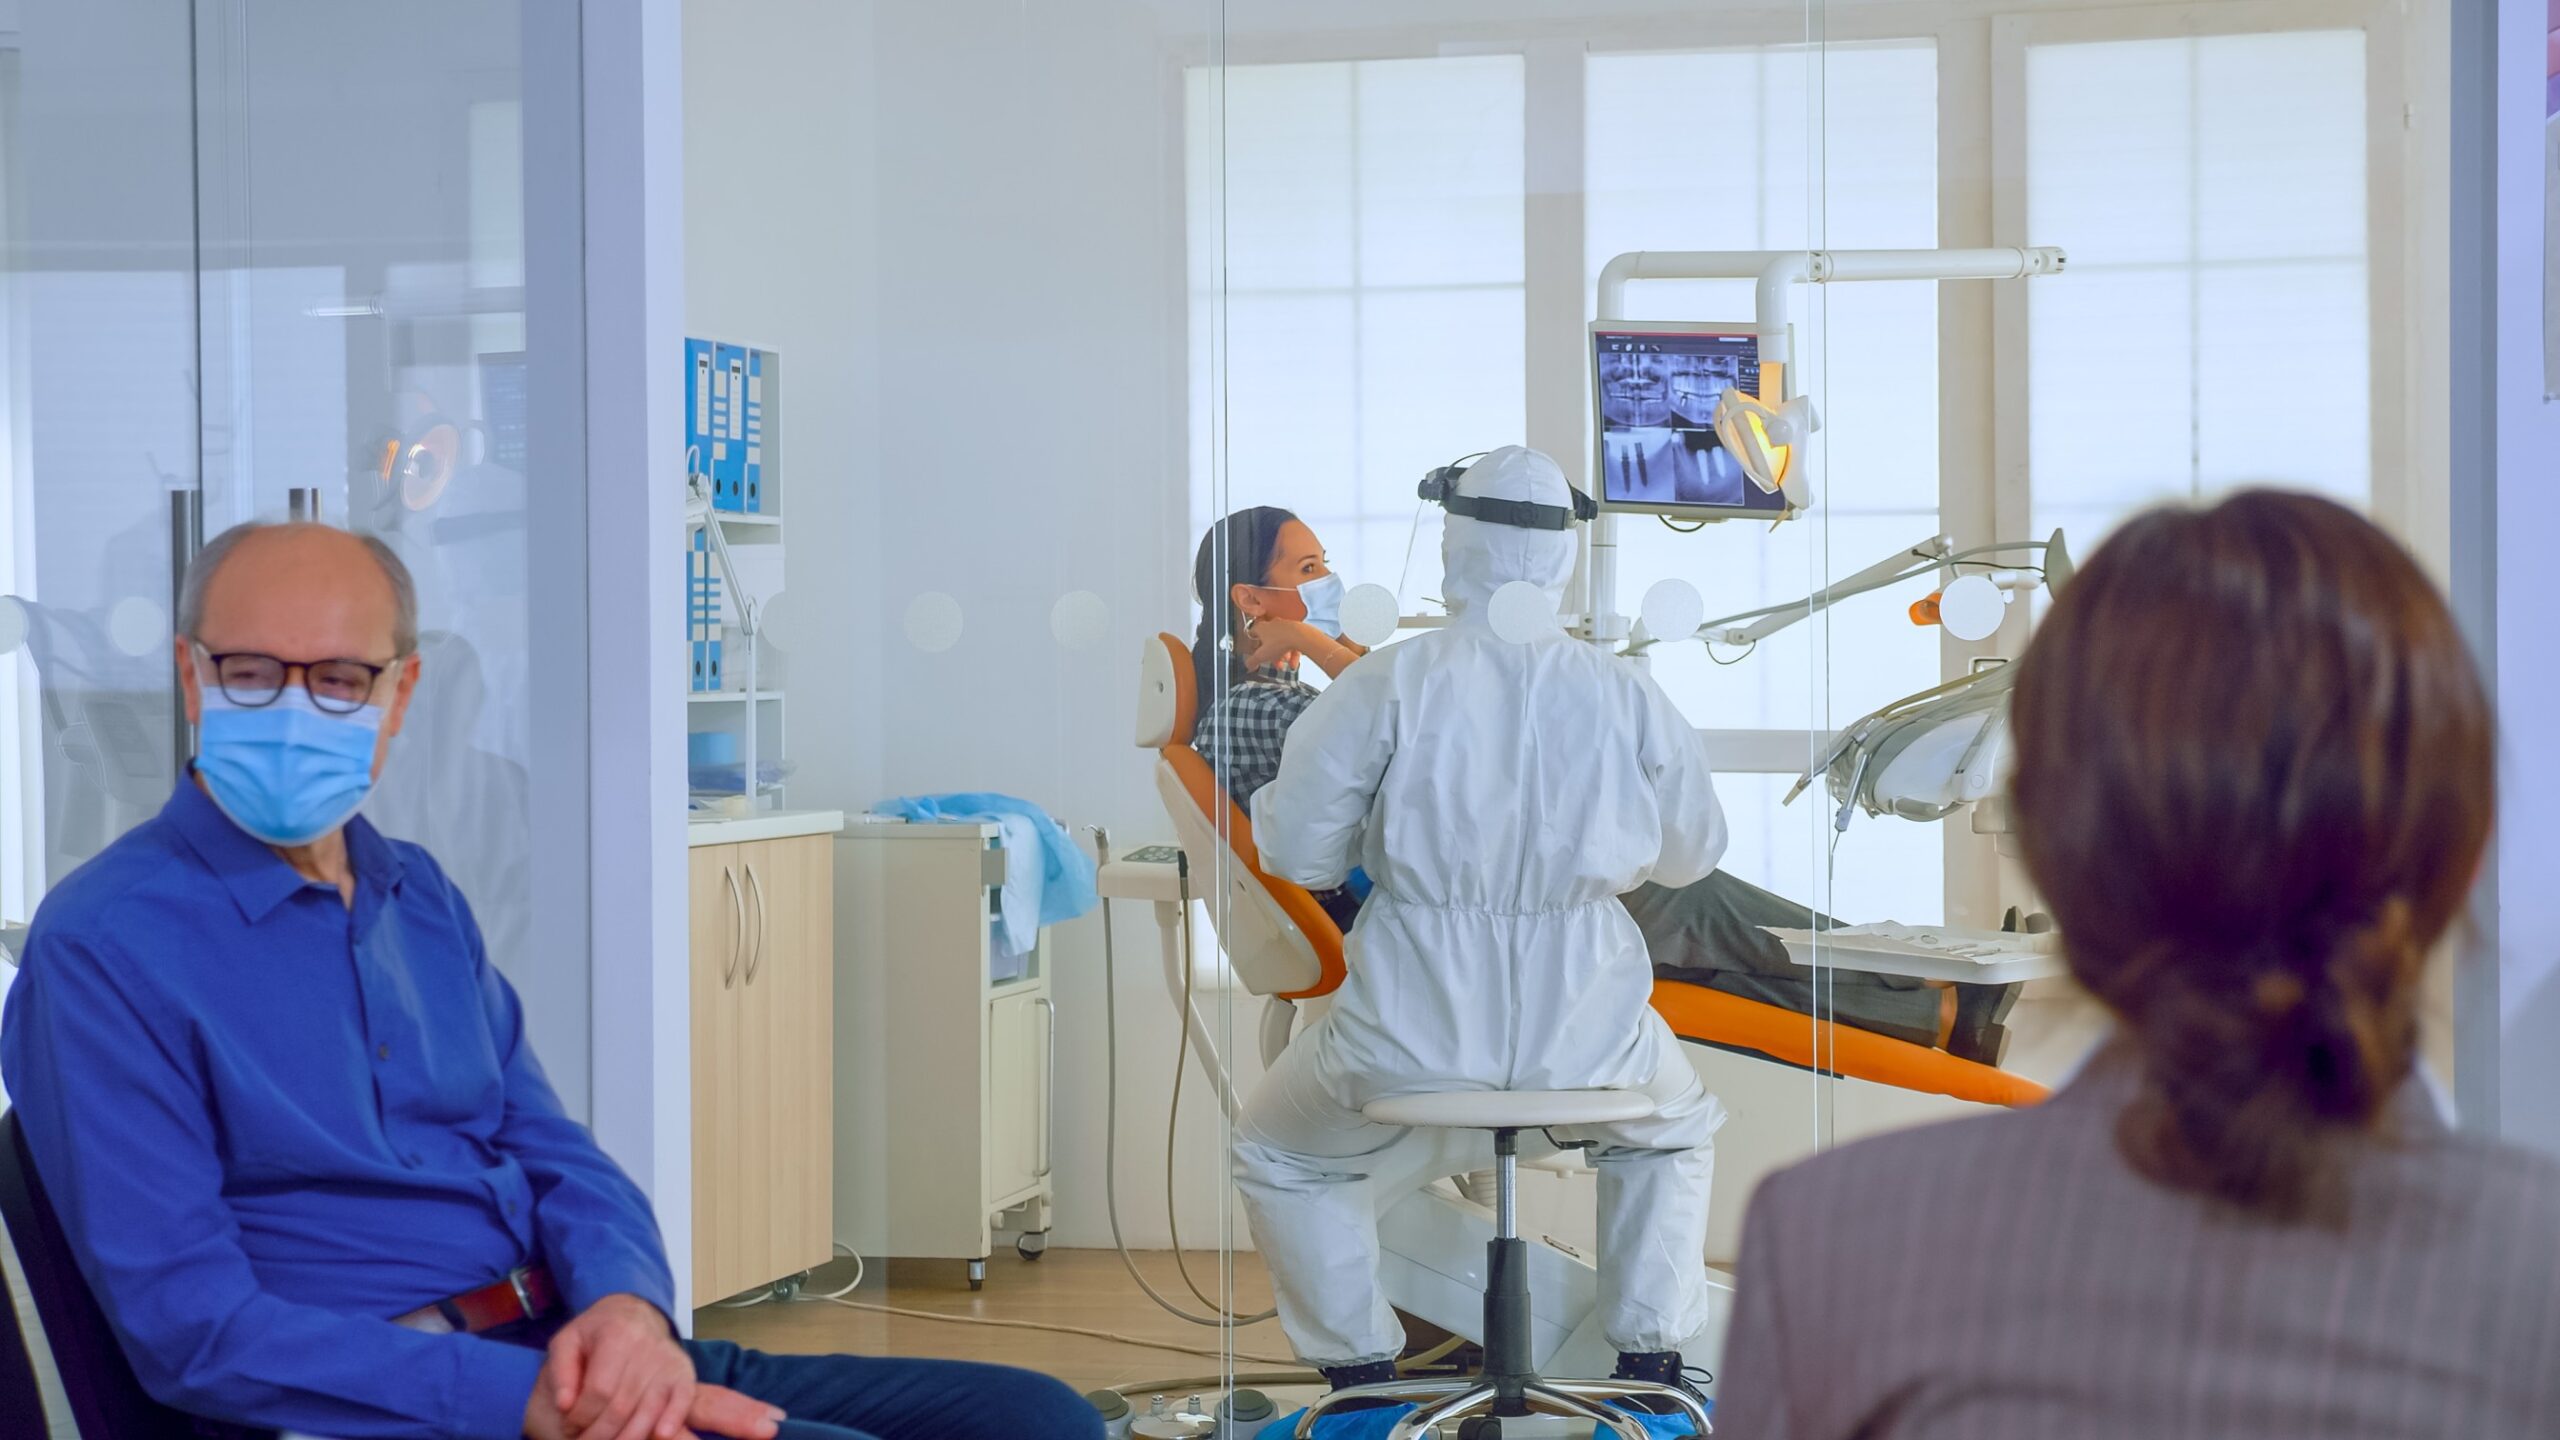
(1089, 825, 1279, 1329)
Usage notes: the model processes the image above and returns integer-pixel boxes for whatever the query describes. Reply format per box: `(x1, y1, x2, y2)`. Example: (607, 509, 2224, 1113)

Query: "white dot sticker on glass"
(1639, 579, 1705, 645)
(1050, 590, 1110, 651)
(1937, 574, 2008, 643)
(1487, 581, 1560, 645)
(903, 592, 965, 654)
(110, 596, 169, 657)
(1339, 584, 1400, 649)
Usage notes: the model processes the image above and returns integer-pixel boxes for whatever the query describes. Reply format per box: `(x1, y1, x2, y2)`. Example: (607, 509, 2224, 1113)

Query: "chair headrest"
(1136, 633, 1197, 749)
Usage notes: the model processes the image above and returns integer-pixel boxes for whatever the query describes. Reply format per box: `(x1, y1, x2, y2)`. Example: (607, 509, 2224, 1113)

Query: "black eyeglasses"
(192, 645, 400, 715)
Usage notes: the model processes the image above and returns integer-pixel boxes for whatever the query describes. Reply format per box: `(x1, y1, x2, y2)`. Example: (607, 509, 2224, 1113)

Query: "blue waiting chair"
(0, 1109, 196, 1438)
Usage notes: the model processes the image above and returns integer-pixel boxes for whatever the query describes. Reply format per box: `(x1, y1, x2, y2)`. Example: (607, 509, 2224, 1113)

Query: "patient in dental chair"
(1190, 505, 2019, 1065)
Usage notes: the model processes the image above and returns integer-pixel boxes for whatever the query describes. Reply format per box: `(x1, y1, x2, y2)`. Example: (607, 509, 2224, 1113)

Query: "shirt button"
(376, 1044, 391, 1061)
(507, 1201, 521, 1217)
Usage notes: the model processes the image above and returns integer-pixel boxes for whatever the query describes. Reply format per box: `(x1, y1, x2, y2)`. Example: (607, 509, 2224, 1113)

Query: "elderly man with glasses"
(0, 522, 1097, 1440)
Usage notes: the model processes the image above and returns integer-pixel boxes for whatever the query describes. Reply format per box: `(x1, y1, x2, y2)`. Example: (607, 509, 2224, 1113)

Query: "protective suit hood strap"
(1438, 490, 1594, 532)
(1417, 456, 1598, 532)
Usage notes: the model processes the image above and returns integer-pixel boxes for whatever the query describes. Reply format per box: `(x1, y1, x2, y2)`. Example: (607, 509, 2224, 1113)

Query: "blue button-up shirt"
(0, 779, 675, 1440)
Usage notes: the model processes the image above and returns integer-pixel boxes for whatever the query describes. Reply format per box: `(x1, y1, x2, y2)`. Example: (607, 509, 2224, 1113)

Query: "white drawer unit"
(833, 821, 1054, 1289)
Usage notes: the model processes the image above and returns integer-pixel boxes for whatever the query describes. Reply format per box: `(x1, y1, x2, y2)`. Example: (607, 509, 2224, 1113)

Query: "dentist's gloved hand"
(1345, 867, 1373, 902)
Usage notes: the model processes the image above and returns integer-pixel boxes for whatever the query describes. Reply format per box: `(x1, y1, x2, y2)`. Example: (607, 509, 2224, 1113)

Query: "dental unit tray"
(1762, 922, 2067, 986)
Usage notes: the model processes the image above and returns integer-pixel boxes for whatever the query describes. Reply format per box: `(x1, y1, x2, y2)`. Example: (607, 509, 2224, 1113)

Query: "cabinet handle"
(744, 862, 769, 985)
(721, 865, 743, 989)
(1034, 995, 1056, 1181)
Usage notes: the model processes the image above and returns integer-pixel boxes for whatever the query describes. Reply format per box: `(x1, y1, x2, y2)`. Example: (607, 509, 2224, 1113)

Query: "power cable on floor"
(814, 1294, 1296, 1367)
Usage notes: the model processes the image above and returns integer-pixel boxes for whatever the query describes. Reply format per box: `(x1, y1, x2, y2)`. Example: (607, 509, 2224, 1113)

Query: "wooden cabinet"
(690, 833, 834, 1304)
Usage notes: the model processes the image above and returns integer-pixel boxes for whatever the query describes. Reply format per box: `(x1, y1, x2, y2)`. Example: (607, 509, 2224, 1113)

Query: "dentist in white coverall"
(1233, 446, 1730, 1391)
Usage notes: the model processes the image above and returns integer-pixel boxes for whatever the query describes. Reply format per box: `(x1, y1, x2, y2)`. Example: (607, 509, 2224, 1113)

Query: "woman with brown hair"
(1713, 490, 2560, 1438)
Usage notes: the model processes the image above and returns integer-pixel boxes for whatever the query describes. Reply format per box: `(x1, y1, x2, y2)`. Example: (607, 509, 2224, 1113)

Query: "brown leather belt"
(391, 1265, 562, 1335)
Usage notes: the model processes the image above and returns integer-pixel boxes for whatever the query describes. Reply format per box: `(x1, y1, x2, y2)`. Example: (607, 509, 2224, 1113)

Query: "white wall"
(686, 0, 1243, 1252)
(683, 1, 886, 823)
(868, 0, 1250, 1253)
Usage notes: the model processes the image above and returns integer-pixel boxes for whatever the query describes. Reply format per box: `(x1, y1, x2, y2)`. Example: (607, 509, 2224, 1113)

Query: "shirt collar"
(162, 774, 407, 923)
(1244, 663, 1300, 684)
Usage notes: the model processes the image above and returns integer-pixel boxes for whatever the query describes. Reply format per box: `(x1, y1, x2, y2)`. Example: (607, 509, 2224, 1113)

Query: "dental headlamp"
(1417, 453, 1599, 531)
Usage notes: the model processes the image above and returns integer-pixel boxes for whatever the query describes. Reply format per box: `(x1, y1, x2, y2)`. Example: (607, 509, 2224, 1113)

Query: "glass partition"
(0, 2, 588, 1100)
(0, 0, 2470, 1432)
(0, 4, 199, 940)
(683, 0, 2451, 1428)
(183, 0, 591, 1100)
(679, 0, 1264, 1415)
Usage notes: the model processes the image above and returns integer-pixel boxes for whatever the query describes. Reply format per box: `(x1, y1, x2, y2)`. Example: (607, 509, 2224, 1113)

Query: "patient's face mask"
(195, 687, 384, 847)
(1247, 573, 1347, 638)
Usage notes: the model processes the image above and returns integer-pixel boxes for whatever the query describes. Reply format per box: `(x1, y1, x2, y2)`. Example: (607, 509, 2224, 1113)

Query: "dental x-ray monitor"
(1592, 322, 1791, 521)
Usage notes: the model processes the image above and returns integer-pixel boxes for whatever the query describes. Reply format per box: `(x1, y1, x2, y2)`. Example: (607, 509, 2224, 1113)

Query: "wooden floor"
(694, 1247, 1317, 1398)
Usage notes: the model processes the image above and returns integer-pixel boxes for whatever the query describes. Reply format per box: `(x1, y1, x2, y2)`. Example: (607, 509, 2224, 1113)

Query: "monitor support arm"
(1580, 247, 2068, 647)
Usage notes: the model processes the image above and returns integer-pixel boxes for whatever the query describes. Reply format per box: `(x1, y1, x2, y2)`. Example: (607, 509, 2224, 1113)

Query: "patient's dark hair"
(1191, 507, 1298, 703)
(2009, 490, 2491, 1223)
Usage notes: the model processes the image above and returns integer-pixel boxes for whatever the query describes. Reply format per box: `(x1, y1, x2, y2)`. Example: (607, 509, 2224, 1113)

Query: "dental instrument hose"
(1092, 826, 1279, 1330)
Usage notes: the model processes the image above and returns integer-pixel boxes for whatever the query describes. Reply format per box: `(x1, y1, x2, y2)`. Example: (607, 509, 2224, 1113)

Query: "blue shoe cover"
(1606, 1395, 1714, 1437)
(1266, 1402, 1419, 1439)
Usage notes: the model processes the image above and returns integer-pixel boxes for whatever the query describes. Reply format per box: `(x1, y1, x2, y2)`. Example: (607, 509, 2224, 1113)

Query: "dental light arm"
(1583, 245, 2067, 646)
(1674, 532, 2072, 651)
(1593, 248, 2068, 369)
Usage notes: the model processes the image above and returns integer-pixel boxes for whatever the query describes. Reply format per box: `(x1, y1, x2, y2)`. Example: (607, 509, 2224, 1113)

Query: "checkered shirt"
(1192, 668, 1320, 808)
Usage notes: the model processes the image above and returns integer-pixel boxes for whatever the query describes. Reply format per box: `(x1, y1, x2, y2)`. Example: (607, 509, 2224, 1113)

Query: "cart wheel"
(1016, 1230, 1049, 1262)
(1456, 1418, 1501, 1440)
(966, 1258, 987, 1291)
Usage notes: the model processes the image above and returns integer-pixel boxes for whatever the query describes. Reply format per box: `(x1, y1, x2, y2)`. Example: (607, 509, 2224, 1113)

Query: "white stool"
(1291, 1090, 1713, 1439)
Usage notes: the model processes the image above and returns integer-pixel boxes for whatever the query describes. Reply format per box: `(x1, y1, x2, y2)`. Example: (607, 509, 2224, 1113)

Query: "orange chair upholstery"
(1139, 633, 1346, 1001)
(1648, 981, 2047, 1107)
(1139, 633, 2045, 1108)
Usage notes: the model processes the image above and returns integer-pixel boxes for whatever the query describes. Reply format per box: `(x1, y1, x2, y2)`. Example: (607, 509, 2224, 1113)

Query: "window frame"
(1989, 0, 2418, 563)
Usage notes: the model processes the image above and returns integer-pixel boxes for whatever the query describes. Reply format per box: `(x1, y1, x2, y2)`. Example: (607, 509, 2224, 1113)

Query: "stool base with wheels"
(1290, 1090, 1713, 1440)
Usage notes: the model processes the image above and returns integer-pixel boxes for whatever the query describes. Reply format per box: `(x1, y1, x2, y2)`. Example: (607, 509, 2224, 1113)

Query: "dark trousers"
(686, 1339, 1103, 1440)
(200, 1339, 1102, 1440)
(1621, 872, 1972, 1049)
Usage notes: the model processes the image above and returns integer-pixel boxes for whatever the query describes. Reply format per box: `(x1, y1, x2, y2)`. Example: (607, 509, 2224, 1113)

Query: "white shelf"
(688, 690, 783, 704)
(712, 511, 782, 527)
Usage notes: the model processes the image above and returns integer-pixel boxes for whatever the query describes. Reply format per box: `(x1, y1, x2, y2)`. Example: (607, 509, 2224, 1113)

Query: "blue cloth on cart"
(873, 793, 1098, 958)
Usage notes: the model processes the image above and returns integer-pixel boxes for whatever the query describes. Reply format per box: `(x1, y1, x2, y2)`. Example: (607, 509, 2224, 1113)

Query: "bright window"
(2026, 30, 2370, 547)
(1185, 56, 1526, 612)
(1587, 42, 1944, 922)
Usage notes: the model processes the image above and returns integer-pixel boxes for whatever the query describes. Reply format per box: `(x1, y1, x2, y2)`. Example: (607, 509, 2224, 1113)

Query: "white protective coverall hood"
(1436, 445, 1579, 618)
(1236, 445, 1731, 1368)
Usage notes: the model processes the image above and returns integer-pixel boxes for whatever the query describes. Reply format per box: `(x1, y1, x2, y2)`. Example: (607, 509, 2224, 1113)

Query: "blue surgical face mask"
(195, 687, 384, 847)
(1296, 573, 1347, 638)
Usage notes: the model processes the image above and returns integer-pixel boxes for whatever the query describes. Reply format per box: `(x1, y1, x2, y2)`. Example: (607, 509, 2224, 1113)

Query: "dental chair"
(1132, 633, 2046, 1384)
